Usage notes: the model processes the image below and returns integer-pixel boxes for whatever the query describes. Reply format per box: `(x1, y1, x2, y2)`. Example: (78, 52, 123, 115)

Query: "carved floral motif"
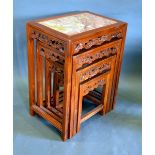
(31, 30, 65, 53)
(83, 79, 105, 96)
(80, 63, 110, 82)
(74, 31, 122, 53)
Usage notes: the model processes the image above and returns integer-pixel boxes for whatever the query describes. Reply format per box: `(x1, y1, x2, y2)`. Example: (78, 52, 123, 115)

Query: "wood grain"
(27, 12, 127, 141)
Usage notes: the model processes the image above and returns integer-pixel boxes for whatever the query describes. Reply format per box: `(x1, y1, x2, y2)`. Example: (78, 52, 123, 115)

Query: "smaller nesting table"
(26, 11, 127, 141)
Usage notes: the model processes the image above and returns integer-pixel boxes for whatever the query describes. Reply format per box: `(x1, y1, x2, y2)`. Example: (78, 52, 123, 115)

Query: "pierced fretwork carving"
(55, 67, 64, 86)
(48, 64, 64, 86)
(88, 90, 102, 100)
(77, 45, 118, 69)
(83, 79, 105, 96)
(46, 63, 64, 87)
(39, 46, 65, 65)
(37, 41, 65, 86)
(79, 63, 111, 82)
(31, 30, 66, 53)
(74, 31, 122, 53)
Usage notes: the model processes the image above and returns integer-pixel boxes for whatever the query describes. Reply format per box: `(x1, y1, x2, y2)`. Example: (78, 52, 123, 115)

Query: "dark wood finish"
(26, 11, 127, 141)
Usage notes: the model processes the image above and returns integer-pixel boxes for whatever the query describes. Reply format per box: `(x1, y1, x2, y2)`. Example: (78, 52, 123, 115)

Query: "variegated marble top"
(38, 13, 117, 36)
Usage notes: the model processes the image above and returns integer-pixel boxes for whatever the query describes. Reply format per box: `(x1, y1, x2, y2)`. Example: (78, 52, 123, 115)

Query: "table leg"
(36, 41, 43, 107)
(53, 72, 59, 107)
(62, 44, 73, 141)
(45, 60, 51, 108)
(27, 25, 35, 116)
(112, 26, 127, 109)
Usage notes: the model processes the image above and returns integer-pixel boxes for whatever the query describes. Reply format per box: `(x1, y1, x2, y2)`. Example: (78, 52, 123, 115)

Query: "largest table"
(26, 11, 127, 141)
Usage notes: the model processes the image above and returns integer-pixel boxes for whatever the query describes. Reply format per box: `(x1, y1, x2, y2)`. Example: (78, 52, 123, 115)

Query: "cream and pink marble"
(38, 13, 117, 35)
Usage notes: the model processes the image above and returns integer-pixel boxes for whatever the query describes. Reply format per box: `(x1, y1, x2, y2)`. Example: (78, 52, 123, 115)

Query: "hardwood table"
(26, 11, 127, 141)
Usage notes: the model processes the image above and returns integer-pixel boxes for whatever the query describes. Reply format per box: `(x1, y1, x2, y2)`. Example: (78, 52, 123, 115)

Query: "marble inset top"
(38, 13, 117, 36)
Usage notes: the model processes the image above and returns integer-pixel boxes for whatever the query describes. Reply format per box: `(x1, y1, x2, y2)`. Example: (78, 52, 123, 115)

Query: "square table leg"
(62, 42, 73, 141)
(27, 25, 35, 116)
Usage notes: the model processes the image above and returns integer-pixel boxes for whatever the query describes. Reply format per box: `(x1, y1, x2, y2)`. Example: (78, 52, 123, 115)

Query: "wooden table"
(26, 11, 127, 141)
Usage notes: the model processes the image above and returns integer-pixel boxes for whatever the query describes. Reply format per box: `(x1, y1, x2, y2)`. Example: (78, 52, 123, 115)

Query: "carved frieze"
(38, 45, 65, 85)
(77, 45, 118, 69)
(39, 47, 65, 65)
(79, 63, 110, 82)
(31, 30, 66, 53)
(83, 79, 105, 96)
(74, 31, 122, 53)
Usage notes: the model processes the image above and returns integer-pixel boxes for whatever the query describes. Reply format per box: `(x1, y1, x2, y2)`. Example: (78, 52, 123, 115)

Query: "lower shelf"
(32, 105, 63, 132)
(32, 89, 103, 132)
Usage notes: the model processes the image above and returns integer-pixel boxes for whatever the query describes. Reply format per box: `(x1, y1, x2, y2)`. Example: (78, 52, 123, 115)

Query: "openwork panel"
(37, 41, 64, 85)
(31, 30, 66, 53)
(79, 63, 111, 82)
(81, 79, 105, 96)
(37, 42, 65, 65)
(74, 41, 120, 69)
(73, 30, 122, 54)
